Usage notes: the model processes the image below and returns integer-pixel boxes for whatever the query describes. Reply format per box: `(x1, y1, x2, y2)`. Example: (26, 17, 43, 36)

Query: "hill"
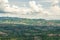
(0, 17, 60, 26)
(0, 17, 60, 40)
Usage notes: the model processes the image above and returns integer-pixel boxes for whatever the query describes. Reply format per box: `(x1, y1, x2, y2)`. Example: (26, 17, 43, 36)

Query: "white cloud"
(49, 0, 60, 15)
(50, 6, 60, 15)
(0, 0, 60, 20)
(46, 0, 60, 20)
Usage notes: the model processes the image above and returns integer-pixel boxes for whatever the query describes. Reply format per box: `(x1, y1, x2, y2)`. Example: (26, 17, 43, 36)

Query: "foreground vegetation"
(0, 24, 60, 40)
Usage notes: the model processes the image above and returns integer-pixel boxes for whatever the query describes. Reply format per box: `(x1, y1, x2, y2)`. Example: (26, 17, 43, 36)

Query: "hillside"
(0, 17, 60, 26)
(0, 17, 60, 40)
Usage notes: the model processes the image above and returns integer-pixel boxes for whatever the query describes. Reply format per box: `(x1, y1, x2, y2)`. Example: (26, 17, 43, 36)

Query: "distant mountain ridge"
(0, 17, 45, 20)
(0, 17, 60, 26)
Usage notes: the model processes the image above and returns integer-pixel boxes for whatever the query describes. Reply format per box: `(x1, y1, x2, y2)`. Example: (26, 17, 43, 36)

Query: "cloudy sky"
(0, 0, 60, 20)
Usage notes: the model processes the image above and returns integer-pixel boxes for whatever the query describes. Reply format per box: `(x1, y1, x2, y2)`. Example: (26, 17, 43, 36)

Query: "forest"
(0, 24, 60, 40)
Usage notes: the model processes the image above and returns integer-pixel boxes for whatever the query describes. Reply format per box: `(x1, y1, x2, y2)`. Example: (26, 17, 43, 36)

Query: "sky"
(0, 0, 60, 20)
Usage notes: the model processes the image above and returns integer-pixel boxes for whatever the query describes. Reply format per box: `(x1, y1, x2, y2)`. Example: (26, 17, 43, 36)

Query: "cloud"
(49, 0, 60, 15)
(0, 0, 60, 20)
(46, 0, 60, 20)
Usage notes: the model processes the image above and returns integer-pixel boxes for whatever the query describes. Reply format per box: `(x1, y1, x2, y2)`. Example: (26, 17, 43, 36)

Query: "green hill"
(0, 17, 60, 26)
(0, 17, 60, 40)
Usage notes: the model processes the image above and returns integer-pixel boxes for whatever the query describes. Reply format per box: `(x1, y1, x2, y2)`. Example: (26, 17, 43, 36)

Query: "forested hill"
(0, 17, 60, 26)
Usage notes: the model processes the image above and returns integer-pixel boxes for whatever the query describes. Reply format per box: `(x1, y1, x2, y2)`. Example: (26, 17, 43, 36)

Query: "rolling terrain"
(0, 17, 60, 40)
(0, 17, 60, 26)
